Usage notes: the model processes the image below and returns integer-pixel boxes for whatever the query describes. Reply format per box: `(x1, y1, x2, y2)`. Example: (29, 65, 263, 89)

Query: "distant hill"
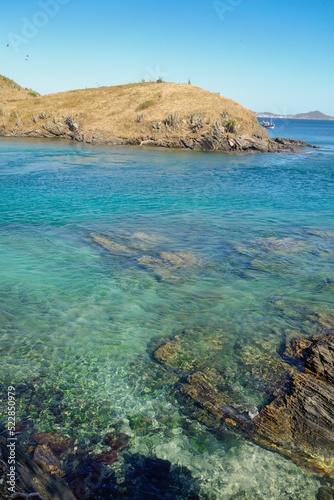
(289, 111, 334, 120)
(255, 110, 334, 120)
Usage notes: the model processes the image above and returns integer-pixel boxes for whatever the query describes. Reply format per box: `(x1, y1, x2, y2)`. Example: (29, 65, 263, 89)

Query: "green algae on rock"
(153, 328, 227, 374)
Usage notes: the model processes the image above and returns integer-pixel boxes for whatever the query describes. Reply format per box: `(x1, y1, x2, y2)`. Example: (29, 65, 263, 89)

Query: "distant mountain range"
(254, 110, 334, 120)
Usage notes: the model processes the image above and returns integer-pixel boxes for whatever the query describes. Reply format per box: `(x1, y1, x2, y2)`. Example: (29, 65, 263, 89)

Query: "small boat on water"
(260, 119, 275, 129)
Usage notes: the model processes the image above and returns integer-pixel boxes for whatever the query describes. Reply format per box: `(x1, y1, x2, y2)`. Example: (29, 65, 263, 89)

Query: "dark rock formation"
(305, 335, 334, 384)
(92, 449, 118, 465)
(317, 486, 334, 499)
(0, 121, 319, 153)
(234, 134, 270, 152)
(242, 333, 334, 475)
(103, 431, 130, 451)
(272, 137, 321, 149)
(251, 358, 334, 473)
(153, 324, 334, 476)
(199, 127, 230, 150)
(0, 436, 76, 500)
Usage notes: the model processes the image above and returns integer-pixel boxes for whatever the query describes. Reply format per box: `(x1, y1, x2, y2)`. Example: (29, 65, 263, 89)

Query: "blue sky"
(1, 0, 334, 115)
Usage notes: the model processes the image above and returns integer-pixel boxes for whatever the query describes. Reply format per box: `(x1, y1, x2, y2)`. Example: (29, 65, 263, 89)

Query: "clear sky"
(1, 0, 334, 115)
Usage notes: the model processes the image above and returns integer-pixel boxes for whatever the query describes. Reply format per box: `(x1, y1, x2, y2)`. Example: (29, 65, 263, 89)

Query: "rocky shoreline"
(0, 120, 319, 153)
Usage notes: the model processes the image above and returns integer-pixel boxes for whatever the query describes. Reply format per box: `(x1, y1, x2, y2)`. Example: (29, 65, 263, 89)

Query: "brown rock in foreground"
(157, 327, 334, 476)
(0, 436, 76, 500)
(30, 432, 73, 457)
(251, 334, 334, 475)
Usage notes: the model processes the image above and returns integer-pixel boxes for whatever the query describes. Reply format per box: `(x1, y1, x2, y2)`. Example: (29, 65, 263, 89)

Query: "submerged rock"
(284, 337, 313, 362)
(33, 445, 64, 476)
(178, 371, 237, 430)
(252, 237, 306, 253)
(152, 328, 227, 375)
(139, 251, 200, 269)
(103, 431, 130, 451)
(90, 233, 138, 255)
(138, 250, 201, 280)
(316, 486, 334, 499)
(154, 339, 182, 369)
(92, 449, 118, 465)
(160, 251, 200, 267)
(152, 316, 334, 476)
(307, 229, 334, 238)
(30, 432, 73, 457)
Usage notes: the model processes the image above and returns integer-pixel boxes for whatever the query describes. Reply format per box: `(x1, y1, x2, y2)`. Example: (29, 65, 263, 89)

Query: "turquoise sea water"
(1, 120, 334, 498)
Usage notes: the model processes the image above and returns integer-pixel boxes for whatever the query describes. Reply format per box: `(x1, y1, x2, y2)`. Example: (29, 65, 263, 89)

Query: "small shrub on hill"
(223, 119, 237, 133)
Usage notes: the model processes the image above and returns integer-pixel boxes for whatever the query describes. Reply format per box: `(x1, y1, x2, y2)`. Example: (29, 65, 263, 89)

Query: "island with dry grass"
(0, 75, 318, 153)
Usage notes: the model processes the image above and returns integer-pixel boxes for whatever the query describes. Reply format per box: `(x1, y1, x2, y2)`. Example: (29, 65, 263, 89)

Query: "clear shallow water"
(0, 124, 334, 499)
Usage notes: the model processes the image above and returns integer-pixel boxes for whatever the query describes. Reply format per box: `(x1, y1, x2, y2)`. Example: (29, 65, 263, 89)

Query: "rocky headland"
(0, 76, 319, 153)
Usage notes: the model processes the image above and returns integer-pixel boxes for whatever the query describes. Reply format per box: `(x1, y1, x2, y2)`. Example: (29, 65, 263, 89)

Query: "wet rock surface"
(30, 432, 73, 457)
(33, 445, 64, 476)
(240, 332, 333, 474)
(152, 312, 334, 477)
(272, 137, 321, 149)
(305, 335, 334, 384)
(0, 436, 76, 500)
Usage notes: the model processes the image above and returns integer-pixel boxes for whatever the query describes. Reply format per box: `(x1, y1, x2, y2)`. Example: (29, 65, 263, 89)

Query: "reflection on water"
(0, 134, 333, 498)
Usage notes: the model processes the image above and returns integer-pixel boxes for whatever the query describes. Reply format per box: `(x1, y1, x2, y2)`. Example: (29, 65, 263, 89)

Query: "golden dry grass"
(0, 74, 39, 104)
(0, 80, 259, 139)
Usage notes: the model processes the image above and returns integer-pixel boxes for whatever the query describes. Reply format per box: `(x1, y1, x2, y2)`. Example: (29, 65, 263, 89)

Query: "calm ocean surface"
(1, 119, 334, 498)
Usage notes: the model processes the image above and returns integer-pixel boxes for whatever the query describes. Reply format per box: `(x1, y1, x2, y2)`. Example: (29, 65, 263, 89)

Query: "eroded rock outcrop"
(153, 323, 334, 477)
